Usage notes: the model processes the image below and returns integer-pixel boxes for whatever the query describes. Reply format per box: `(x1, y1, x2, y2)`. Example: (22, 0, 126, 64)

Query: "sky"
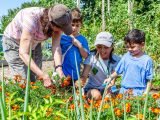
(0, 0, 38, 26)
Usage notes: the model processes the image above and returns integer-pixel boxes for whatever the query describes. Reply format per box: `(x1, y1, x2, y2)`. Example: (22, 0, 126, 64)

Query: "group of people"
(2, 3, 153, 100)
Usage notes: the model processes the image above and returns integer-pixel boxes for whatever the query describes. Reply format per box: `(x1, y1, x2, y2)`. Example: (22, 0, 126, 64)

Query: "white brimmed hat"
(94, 32, 114, 47)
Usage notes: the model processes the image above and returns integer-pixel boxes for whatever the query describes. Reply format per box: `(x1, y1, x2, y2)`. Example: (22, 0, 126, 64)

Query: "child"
(104, 29, 153, 96)
(58, 8, 90, 85)
(81, 32, 120, 100)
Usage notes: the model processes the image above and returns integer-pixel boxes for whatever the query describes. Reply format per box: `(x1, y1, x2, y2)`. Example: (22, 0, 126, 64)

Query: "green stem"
(23, 45, 32, 120)
(74, 52, 85, 120)
(143, 85, 150, 120)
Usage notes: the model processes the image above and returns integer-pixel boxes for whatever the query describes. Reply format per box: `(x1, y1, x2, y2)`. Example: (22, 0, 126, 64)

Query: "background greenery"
(0, 0, 160, 87)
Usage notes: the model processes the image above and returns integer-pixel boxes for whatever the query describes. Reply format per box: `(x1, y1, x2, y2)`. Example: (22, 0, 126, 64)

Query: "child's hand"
(75, 79, 86, 88)
(70, 35, 82, 48)
(103, 77, 111, 84)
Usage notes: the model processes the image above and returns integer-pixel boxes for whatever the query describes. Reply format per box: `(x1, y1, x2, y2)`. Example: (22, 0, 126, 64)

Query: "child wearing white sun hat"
(80, 31, 121, 100)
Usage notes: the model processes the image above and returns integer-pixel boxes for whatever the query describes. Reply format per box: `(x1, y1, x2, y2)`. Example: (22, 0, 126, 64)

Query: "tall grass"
(23, 46, 32, 120)
(72, 71, 80, 119)
(143, 84, 151, 120)
(0, 64, 6, 120)
(74, 51, 85, 120)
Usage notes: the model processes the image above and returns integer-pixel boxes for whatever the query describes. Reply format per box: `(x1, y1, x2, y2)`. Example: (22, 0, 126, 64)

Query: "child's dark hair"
(71, 8, 83, 23)
(124, 29, 145, 44)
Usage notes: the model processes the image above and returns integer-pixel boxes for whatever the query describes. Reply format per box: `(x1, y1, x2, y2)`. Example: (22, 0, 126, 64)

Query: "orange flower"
(6, 92, 10, 96)
(94, 100, 102, 108)
(46, 108, 53, 117)
(114, 108, 122, 117)
(31, 86, 39, 90)
(111, 99, 118, 106)
(125, 103, 131, 108)
(13, 75, 22, 82)
(103, 104, 110, 109)
(43, 95, 50, 99)
(47, 85, 56, 94)
(5, 98, 9, 103)
(87, 98, 91, 103)
(53, 115, 61, 120)
(104, 96, 110, 102)
(19, 84, 26, 89)
(152, 93, 160, 99)
(0, 86, 2, 92)
(136, 113, 143, 120)
(116, 94, 123, 99)
(84, 103, 90, 109)
(69, 104, 75, 110)
(12, 104, 20, 111)
(151, 108, 160, 114)
(61, 75, 71, 87)
(82, 95, 86, 100)
(30, 82, 35, 85)
(125, 103, 131, 113)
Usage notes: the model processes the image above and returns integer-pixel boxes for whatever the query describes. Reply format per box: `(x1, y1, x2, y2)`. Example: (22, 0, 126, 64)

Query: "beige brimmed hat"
(94, 32, 114, 47)
(48, 4, 72, 35)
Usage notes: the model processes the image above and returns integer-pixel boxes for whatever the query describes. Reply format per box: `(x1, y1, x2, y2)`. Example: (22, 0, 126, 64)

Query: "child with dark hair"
(57, 8, 90, 85)
(104, 29, 153, 96)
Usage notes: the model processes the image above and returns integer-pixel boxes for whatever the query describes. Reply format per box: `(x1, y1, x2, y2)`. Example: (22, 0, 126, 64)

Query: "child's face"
(96, 44, 113, 60)
(125, 42, 144, 57)
(71, 21, 81, 36)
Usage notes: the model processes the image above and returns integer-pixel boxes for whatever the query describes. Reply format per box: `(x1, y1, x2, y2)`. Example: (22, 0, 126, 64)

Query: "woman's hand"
(42, 74, 52, 87)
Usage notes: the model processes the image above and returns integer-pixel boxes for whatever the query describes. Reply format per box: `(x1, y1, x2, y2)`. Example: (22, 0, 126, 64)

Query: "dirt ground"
(0, 60, 54, 79)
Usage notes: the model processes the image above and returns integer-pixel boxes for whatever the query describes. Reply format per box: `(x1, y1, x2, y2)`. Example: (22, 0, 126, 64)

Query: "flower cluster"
(61, 75, 71, 87)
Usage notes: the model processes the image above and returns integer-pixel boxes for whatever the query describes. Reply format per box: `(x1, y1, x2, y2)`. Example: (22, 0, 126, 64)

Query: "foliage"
(1, 80, 160, 120)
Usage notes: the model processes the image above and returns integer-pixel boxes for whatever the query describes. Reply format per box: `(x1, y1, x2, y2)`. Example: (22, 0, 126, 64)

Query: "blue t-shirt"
(84, 52, 121, 91)
(115, 52, 153, 88)
(60, 34, 90, 80)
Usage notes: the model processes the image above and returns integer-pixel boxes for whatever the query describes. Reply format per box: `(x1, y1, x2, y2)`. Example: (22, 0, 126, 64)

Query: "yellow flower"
(31, 86, 39, 90)
(136, 113, 143, 120)
(103, 104, 110, 109)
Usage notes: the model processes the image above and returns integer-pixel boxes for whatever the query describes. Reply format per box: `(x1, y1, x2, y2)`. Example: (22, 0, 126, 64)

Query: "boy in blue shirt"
(56, 8, 90, 86)
(104, 29, 153, 96)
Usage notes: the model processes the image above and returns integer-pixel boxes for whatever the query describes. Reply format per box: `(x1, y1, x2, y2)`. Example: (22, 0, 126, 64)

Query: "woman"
(81, 32, 121, 100)
(2, 4, 72, 87)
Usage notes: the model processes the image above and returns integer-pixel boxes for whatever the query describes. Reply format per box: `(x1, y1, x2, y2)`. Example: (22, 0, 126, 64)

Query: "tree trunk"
(107, 0, 110, 17)
(77, 0, 80, 8)
(102, 0, 105, 31)
(128, 0, 133, 29)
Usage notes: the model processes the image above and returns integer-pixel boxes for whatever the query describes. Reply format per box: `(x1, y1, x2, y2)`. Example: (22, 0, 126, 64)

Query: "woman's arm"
(19, 29, 51, 87)
(52, 31, 64, 78)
